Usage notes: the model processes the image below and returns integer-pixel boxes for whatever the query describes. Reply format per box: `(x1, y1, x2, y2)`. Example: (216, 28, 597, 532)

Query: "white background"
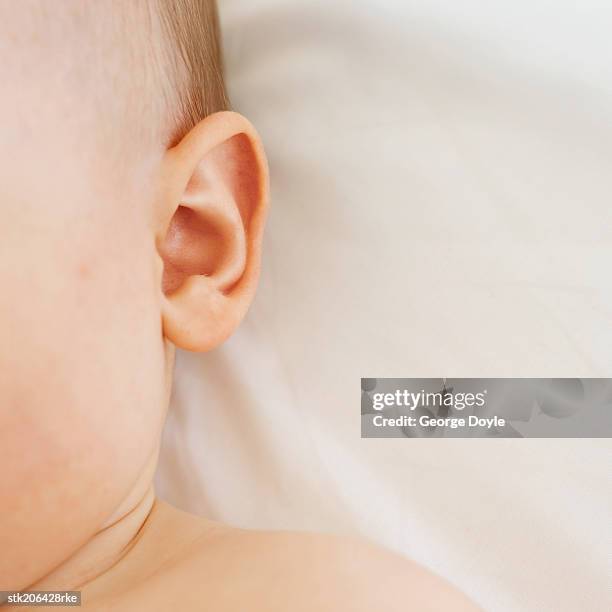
(158, 1, 612, 609)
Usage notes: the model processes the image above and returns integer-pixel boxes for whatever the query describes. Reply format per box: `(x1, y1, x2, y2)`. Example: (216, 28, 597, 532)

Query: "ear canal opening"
(160, 205, 225, 296)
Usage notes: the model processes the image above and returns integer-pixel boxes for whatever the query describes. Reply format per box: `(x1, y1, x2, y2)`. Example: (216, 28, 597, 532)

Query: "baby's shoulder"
(133, 526, 478, 611)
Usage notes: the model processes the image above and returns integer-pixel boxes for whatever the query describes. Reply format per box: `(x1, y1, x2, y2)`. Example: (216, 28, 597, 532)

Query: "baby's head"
(0, 0, 267, 589)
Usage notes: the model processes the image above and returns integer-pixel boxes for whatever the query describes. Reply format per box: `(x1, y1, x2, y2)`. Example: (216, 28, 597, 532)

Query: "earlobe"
(157, 112, 269, 352)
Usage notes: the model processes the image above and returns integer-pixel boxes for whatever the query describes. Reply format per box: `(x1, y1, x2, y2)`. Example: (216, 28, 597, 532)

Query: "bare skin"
(20, 496, 479, 611)
(0, 3, 479, 610)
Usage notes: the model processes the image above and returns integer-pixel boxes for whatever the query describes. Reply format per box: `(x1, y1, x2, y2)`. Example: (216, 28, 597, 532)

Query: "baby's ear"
(156, 112, 269, 351)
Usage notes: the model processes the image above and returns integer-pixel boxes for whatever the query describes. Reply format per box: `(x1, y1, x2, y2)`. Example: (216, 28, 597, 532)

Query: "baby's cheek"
(0, 199, 165, 589)
(64, 217, 166, 480)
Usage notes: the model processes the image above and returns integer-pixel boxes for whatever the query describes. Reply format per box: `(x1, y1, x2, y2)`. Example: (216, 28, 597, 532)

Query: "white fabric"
(156, 1, 612, 610)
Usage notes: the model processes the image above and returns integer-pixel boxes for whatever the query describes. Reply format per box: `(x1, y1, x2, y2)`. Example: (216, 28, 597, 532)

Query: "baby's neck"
(28, 486, 155, 592)
(25, 446, 161, 593)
